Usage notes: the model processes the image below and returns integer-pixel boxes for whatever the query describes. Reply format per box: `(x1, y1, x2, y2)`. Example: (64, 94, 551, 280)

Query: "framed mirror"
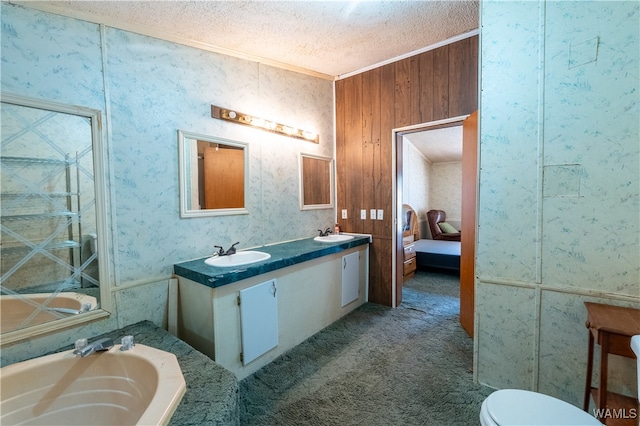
(178, 130, 249, 218)
(1, 93, 111, 345)
(299, 153, 334, 210)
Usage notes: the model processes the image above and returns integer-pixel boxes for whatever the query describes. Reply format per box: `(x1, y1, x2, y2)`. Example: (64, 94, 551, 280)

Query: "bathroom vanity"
(173, 235, 370, 379)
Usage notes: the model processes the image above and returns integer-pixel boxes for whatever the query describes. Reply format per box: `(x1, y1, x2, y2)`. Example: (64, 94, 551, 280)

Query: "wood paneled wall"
(335, 35, 478, 306)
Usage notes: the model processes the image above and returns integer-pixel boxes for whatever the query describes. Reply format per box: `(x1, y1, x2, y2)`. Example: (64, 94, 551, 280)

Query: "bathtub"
(0, 292, 98, 333)
(0, 342, 186, 425)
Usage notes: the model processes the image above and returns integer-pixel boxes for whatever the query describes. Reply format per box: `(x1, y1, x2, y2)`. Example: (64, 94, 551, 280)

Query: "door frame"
(391, 115, 470, 308)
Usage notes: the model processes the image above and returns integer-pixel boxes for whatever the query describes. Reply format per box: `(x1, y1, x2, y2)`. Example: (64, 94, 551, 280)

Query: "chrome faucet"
(214, 242, 240, 256)
(318, 228, 333, 237)
(73, 337, 114, 358)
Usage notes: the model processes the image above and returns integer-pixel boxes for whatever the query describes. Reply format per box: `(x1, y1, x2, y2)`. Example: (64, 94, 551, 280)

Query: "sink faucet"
(318, 228, 333, 237)
(214, 242, 240, 256)
(73, 337, 114, 358)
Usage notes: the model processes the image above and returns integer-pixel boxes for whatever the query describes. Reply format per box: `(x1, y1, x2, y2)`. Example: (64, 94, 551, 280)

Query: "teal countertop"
(173, 234, 371, 288)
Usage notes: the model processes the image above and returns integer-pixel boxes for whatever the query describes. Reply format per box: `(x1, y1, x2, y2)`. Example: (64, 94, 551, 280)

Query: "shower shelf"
(1, 212, 79, 221)
(1, 240, 80, 256)
(1, 154, 83, 290)
(1, 192, 79, 198)
(0, 155, 75, 165)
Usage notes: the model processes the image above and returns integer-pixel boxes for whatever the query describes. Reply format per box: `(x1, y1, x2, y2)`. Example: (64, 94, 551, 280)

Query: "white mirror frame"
(0, 93, 112, 346)
(178, 130, 249, 218)
(299, 153, 334, 211)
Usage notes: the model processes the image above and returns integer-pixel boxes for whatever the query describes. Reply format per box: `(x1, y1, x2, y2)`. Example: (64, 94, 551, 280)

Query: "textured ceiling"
(404, 126, 462, 163)
(24, 0, 479, 78)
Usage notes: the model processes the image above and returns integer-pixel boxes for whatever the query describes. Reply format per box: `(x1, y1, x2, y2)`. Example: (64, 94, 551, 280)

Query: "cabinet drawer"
(403, 244, 416, 260)
(403, 257, 416, 275)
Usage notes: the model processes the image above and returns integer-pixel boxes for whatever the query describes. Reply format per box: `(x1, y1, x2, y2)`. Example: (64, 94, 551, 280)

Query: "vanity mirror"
(299, 153, 334, 210)
(178, 130, 249, 218)
(0, 93, 111, 345)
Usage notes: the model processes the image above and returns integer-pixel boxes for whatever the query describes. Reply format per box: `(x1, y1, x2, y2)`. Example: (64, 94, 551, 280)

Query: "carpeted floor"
(239, 270, 491, 426)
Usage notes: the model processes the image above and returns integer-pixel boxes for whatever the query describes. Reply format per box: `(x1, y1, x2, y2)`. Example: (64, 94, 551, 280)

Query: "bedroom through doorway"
(394, 111, 477, 336)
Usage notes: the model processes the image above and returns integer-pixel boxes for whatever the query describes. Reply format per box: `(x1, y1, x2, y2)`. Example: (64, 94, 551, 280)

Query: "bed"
(413, 239, 460, 271)
(402, 204, 461, 272)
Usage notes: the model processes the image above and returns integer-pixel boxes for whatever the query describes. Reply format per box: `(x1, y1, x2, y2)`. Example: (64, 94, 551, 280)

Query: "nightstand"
(583, 302, 640, 425)
(403, 239, 416, 281)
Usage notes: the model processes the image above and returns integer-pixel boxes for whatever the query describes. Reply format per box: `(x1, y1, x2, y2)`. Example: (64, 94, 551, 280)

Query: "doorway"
(393, 111, 478, 336)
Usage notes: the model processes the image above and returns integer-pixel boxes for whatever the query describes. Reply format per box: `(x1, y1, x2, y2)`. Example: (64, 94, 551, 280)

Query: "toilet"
(480, 334, 640, 425)
(479, 389, 601, 426)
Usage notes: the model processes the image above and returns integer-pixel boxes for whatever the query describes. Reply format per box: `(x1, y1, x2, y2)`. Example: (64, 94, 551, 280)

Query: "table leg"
(584, 330, 594, 411)
(598, 333, 609, 422)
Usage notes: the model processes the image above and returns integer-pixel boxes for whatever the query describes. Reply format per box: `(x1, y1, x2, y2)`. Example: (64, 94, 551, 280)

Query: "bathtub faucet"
(214, 242, 240, 256)
(73, 337, 114, 358)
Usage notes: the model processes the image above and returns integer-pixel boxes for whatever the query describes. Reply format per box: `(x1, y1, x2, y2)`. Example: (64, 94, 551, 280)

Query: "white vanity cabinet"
(341, 251, 360, 307)
(239, 279, 278, 365)
(176, 244, 368, 379)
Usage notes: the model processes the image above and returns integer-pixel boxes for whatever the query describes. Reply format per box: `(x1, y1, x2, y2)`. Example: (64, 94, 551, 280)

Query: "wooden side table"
(583, 302, 640, 425)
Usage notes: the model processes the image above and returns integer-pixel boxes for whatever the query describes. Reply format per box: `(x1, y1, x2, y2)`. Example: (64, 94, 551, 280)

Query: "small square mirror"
(299, 153, 333, 210)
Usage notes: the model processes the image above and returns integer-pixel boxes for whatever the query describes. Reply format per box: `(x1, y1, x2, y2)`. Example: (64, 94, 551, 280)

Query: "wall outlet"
(360, 209, 366, 220)
(370, 209, 376, 220)
(341, 209, 348, 219)
(377, 209, 384, 220)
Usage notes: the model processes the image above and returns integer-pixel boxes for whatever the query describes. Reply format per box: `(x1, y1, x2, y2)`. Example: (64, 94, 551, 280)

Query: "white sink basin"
(314, 234, 355, 243)
(204, 251, 271, 268)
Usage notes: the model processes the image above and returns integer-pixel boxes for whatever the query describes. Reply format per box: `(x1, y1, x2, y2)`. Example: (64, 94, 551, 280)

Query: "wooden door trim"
(392, 114, 469, 308)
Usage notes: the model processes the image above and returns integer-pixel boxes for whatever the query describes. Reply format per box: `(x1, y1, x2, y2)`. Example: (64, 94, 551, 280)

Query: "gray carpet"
(239, 270, 491, 425)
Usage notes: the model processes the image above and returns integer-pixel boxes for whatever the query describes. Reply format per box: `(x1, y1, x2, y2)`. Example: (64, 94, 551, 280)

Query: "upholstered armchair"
(426, 209, 461, 241)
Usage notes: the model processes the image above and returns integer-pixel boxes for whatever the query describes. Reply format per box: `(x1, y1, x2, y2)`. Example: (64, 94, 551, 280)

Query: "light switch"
(370, 209, 376, 220)
(360, 209, 366, 220)
(341, 209, 348, 219)
(377, 209, 384, 220)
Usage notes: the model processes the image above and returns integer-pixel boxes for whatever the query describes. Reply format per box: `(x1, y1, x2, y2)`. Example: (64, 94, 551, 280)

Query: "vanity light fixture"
(211, 105, 319, 143)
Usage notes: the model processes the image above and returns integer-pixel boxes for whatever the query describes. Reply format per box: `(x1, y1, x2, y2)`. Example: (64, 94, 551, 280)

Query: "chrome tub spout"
(73, 337, 114, 358)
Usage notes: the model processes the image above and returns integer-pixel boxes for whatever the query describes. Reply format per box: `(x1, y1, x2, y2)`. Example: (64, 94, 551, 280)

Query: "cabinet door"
(239, 279, 278, 365)
(341, 252, 360, 307)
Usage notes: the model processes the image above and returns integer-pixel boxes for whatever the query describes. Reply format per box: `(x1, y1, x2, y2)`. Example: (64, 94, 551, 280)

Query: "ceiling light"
(211, 105, 319, 143)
